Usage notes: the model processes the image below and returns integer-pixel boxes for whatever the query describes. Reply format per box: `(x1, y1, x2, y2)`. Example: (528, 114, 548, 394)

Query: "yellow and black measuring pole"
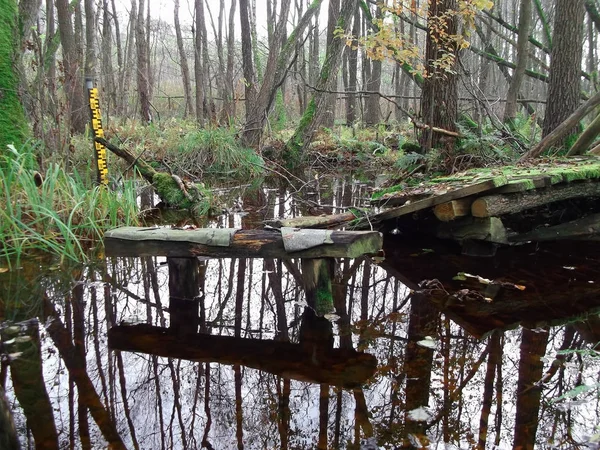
(86, 77, 109, 186)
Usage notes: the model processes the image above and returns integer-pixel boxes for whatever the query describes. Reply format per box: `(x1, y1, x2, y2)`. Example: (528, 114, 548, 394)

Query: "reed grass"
(0, 144, 140, 265)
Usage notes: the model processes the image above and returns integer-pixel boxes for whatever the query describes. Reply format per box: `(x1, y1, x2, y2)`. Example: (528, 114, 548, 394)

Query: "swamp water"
(1, 176, 600, 449)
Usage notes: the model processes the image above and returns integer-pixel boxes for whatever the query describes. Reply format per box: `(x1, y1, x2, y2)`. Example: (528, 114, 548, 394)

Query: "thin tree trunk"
(174, 0, 192, 117)
(287, 0, 357, 157)
(241, 0, 322, 147)
(225, 0, 237, 122)
(513, 328, 549, 450)
(478, 331, 502, 449)
(136, 0, 151, 122)
(503, 0, 532, 125)
(365, 4, 382, 126)
(195, 0, 206, 123)
(55, 0, 87, 133)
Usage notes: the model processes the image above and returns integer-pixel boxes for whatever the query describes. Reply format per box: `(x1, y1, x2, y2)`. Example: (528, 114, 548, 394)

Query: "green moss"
(372, 157, 600, 202)
(152, 172, 212, 216)
(372, 183, 406, 200)
(285, 99, 316, 168)
(315, 276, 334, 317)
(0, 0, 28, 155)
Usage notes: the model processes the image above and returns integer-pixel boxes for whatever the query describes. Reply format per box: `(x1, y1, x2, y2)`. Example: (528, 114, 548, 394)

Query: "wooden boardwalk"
(266, 157, 600, 255)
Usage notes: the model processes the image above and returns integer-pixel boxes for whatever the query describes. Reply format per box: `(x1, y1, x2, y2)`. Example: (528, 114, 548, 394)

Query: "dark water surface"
(1, 176, 600, 449)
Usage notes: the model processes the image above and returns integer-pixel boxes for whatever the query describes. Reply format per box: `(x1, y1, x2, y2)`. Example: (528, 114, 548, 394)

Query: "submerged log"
(104, 227, 383, 259)
(108, 324, 377, 388)
(471, 181, 600, 217)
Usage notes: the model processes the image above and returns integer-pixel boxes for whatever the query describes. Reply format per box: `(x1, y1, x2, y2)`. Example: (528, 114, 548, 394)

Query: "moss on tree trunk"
(0, 0, 28, 155)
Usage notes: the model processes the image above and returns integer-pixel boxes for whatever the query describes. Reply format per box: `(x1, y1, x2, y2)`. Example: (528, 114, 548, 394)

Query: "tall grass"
(177, 127, 265, 181)
(0, 144, 139, 265)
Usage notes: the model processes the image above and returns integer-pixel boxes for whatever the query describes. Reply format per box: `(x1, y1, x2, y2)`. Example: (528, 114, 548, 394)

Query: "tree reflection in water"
(1, 178, 599, 449)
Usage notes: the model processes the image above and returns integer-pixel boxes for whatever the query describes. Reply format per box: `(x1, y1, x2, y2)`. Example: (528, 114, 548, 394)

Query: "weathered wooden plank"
(104, 227, 383, 258)
(265, 211, 358, 229)
(510, 213, 600, 242)
(108, 324, 377, 388)
(354, 178, 507, 228)
(472, 181, 600, 218)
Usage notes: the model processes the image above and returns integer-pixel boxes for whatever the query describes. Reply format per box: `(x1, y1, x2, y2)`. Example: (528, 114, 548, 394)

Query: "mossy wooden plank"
(472, 181, 600, 218)
(372, 157, 600, 205)
(105, 227, 383, 259)
(355, 178, 507, 228)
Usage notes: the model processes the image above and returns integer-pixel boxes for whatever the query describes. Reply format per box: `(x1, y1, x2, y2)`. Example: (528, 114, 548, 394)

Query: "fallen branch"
(96, 137, 210, 214)
(520, 91, 600, 160)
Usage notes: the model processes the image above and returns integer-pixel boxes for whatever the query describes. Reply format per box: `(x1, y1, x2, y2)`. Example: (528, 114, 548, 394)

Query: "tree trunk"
(321, 0, 341, 128)
(55, 0, 87, 133)
(365, 4, 382, 126)
(194, 0, 206, 123)
(542, 0, 585, 138)
(567, 111, 600, 155)
(503, 0, 532, 125)
(224, 0, 237, 122)
(174, 0, 192, 117)
(135, 0, 151, 123)
(0, 0, 28, 151)
(239, 0, 255, 127)
(521, 90, 600, 159)
(513, 328, 549, 450)
(83, 0, 95, 78)
(345, 5, 360, 125)
(101, 0, 117, 114)
(287, 0, 357, 159)
(241, 0, 323, 148)
(419, 0, 459, 152)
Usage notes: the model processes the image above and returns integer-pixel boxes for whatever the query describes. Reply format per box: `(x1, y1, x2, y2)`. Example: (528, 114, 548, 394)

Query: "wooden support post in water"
(301, 259, 335, 316)
(167, 257, 200, 335)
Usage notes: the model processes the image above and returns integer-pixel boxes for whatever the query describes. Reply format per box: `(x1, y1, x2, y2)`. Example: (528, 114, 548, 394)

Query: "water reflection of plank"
(108, 324, 377, 389)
